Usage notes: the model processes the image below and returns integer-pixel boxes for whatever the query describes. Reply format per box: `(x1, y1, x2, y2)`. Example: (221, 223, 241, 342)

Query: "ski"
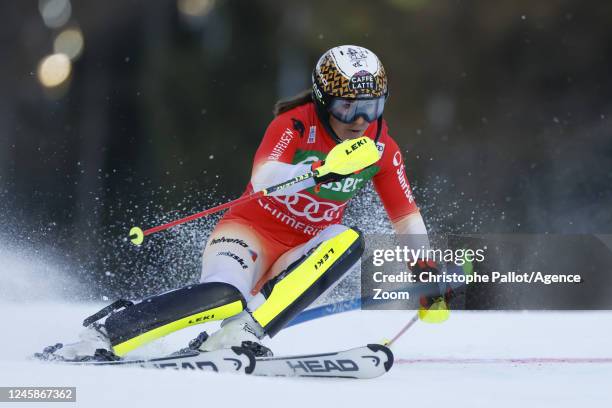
(36, 344, 393, 379)
(39, 347, 256, 374)
(252, 344, 394, 379)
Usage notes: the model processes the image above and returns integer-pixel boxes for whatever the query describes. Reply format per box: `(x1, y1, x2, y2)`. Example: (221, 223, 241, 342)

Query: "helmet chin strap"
(314, 101, 342, 144)
(314, 100, 383, 145)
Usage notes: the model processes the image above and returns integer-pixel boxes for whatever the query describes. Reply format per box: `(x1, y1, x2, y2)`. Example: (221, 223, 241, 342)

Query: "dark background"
(1, 0, 611, 300)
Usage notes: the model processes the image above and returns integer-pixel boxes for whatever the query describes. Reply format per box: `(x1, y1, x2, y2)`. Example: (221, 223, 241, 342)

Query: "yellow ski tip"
(129, 226, 144, 246)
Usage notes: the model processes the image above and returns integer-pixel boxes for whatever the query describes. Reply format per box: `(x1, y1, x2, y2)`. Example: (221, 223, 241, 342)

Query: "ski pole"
(384, 312, 419, 348)
(384, 296, 454, 347)
(128, 171, 316, 245)
(128, 136, 380, 245)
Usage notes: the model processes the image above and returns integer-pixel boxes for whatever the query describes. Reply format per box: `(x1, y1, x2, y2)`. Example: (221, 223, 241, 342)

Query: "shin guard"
(99, 282, 245, 356)
(252, 227, 364, 337)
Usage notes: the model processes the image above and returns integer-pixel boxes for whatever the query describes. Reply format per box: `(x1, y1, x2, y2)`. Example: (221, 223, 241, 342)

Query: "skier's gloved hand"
(312, 136, 380, 184)
(311, 160, 349, 184)
(410, 259, 454, 323)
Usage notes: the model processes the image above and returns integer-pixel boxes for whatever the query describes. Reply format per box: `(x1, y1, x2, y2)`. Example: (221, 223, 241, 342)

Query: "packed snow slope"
(0, 237, 610, 407)
(0, 302, 610, 408)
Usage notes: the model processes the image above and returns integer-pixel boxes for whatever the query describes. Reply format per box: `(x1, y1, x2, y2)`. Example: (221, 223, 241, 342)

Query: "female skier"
(43, 45, 435, 361)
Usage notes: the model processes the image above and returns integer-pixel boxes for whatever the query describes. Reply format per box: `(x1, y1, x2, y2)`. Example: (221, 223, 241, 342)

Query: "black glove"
(409, 259, 454, 309)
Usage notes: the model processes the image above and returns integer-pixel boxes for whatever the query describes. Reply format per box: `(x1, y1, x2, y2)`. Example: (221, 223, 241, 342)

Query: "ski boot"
(190, 311, 273, 357)
(35, 322, 119, 362)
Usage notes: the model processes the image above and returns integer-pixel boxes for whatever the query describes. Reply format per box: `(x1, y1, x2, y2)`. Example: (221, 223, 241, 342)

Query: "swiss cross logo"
(307, 126, 316, 144)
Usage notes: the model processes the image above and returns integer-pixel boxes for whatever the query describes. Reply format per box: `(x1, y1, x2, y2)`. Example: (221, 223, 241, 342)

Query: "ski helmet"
(312, 45, 388, 127)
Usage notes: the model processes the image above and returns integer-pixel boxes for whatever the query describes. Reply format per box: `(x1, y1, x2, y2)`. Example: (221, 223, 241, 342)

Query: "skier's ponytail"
(273, 89, 312, 116)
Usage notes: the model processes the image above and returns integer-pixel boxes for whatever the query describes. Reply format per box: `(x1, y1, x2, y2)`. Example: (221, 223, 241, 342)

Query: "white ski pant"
(200, 222, 350, 303)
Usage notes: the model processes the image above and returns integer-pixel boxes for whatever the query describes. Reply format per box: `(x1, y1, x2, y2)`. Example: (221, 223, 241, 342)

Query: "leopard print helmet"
(312, 45, 388, 107)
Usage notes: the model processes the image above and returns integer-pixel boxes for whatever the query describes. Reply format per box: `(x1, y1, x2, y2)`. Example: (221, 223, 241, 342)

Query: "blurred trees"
(0, 0, 611, 295)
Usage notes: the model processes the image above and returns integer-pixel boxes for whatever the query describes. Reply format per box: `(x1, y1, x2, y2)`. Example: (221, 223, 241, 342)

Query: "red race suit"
(221, 102, 419, 251)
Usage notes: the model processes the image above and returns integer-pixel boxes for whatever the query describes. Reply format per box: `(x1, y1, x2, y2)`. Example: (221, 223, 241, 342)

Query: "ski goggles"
(327, 96, 386, 124)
